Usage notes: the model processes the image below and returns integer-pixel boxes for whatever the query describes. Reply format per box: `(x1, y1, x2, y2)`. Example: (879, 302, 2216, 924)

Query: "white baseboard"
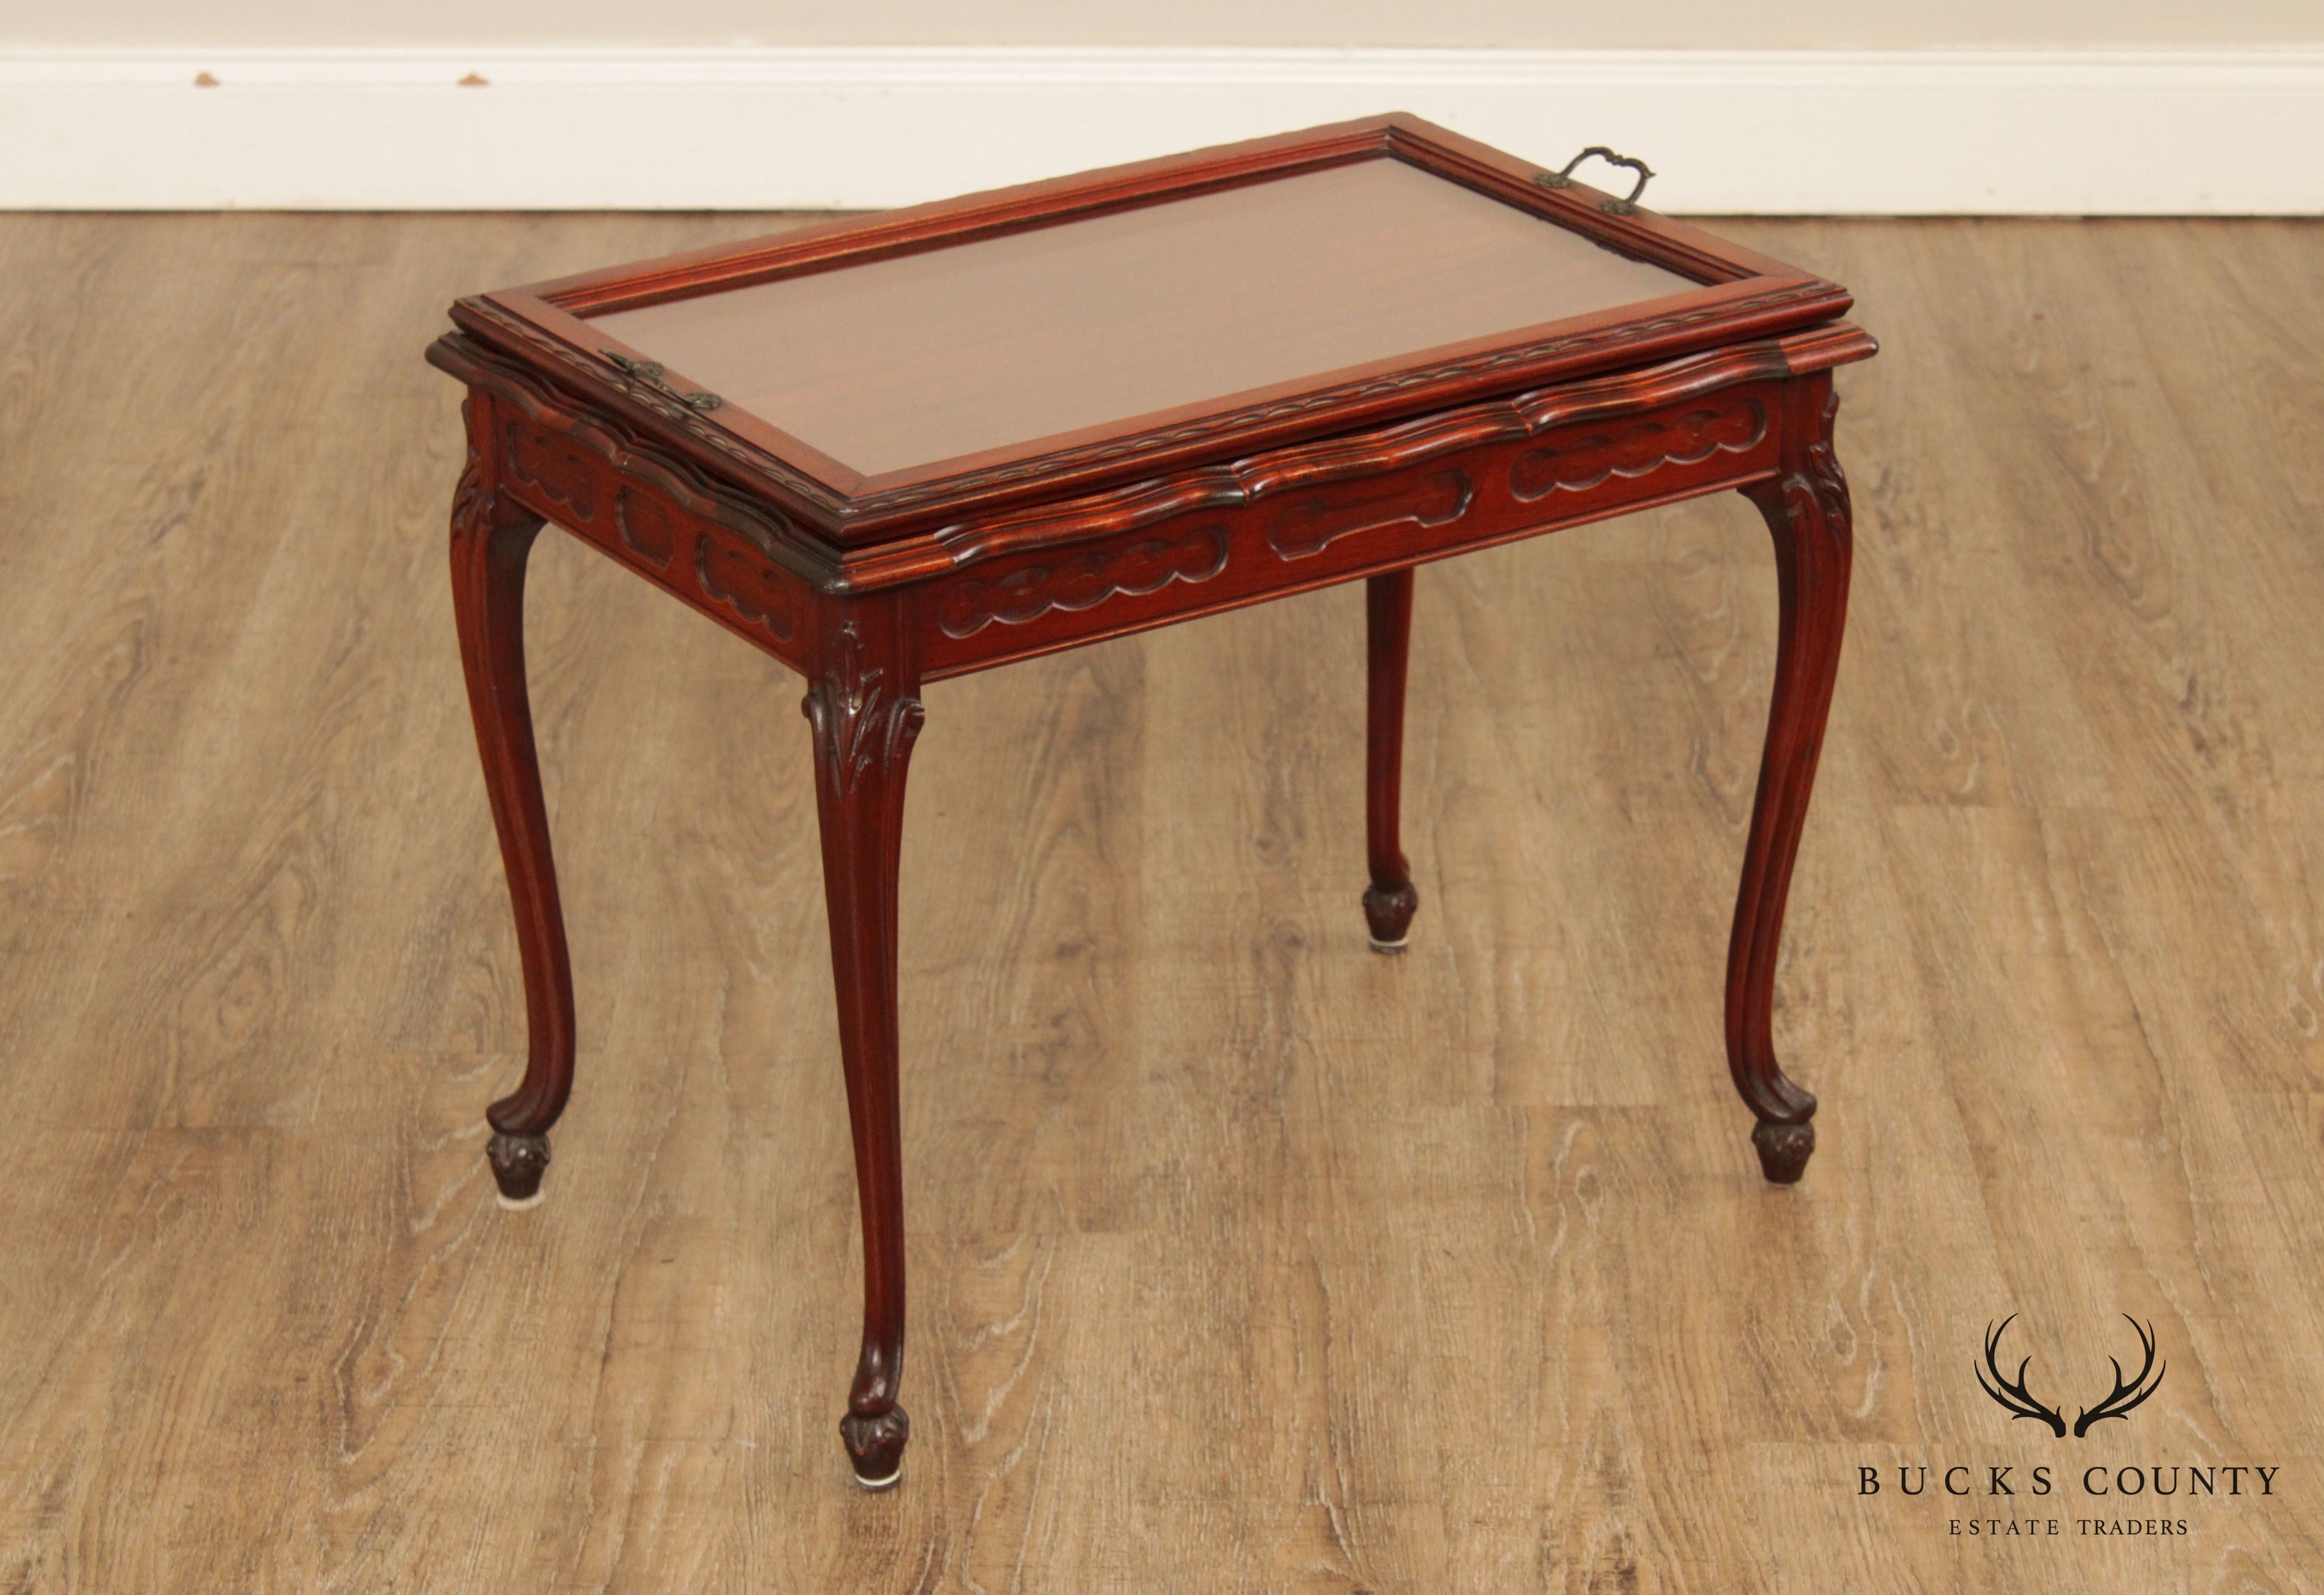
(5, 46, 2322, 214)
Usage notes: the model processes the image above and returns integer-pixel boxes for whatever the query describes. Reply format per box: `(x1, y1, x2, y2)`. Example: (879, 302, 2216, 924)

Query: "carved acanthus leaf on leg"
(1787, 386, 1850, 548)
(803, 622, 926, 795)
(451, 441, 494, 539)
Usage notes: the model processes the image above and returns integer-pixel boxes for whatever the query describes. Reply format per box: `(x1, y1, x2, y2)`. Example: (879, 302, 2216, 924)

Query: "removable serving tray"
(445, 113, 1852, 546)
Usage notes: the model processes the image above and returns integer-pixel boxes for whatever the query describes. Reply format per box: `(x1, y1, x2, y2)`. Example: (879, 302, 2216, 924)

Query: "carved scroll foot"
(840, 1403, 911, 1490)
(487, 1131, 552, 1208)
(1363, 880, 1420, 952)
(1751, 1120, 1815, 1185)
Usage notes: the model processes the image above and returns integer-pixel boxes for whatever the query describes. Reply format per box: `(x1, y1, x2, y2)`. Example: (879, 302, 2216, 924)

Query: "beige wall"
(8, 0, 2324, 49)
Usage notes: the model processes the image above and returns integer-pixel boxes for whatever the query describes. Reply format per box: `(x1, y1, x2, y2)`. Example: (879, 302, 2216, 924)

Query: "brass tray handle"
(1534, 147, 1656, 215)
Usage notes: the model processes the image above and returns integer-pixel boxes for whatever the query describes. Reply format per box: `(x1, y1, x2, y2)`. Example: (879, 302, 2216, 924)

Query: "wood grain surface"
(1, 210, 2321, 1593)
(590, 160, 1697, 476)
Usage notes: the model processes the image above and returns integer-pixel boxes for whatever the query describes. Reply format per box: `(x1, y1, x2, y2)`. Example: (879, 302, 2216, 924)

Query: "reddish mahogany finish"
(586, 158, 1701, 479)
(800, 604, 923, 1487)
(452, 112, 1853, 546)
(448, 395, 575, 1207)
(1364, 570, 1419, 951)
(426, 113, 1876, 1488)
(1732, 377, 1854, 1184)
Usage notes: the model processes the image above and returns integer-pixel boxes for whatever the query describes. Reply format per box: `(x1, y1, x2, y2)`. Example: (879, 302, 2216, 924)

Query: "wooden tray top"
(590, 161, 1697, 478)
(444, 114, 1854, 544)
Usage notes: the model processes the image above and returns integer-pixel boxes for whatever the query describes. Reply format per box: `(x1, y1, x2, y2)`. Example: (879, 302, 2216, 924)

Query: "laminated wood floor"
(1, 211, 2321, 1593)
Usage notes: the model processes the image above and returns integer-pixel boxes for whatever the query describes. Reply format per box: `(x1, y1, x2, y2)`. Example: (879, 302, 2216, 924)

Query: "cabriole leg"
(448, 399, 577, 1211)
(1362, 567, 1420, 951)
(804, 616, 924, 1489)
(1731, 378, 1854, 1185)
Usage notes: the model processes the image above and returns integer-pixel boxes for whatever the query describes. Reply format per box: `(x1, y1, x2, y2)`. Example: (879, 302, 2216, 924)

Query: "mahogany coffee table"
(426, 113, 1874, 1489)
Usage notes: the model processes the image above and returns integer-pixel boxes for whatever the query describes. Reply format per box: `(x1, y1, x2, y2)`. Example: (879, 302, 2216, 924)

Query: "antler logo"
(1976, 1315, 2065, 1436)
(1976, 1315, 2166, 1439)
(2074, 1317, 2167, 1437)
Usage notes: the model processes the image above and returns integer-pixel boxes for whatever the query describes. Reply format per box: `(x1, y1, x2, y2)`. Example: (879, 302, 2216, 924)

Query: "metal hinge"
(603, 351, 724, 410)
